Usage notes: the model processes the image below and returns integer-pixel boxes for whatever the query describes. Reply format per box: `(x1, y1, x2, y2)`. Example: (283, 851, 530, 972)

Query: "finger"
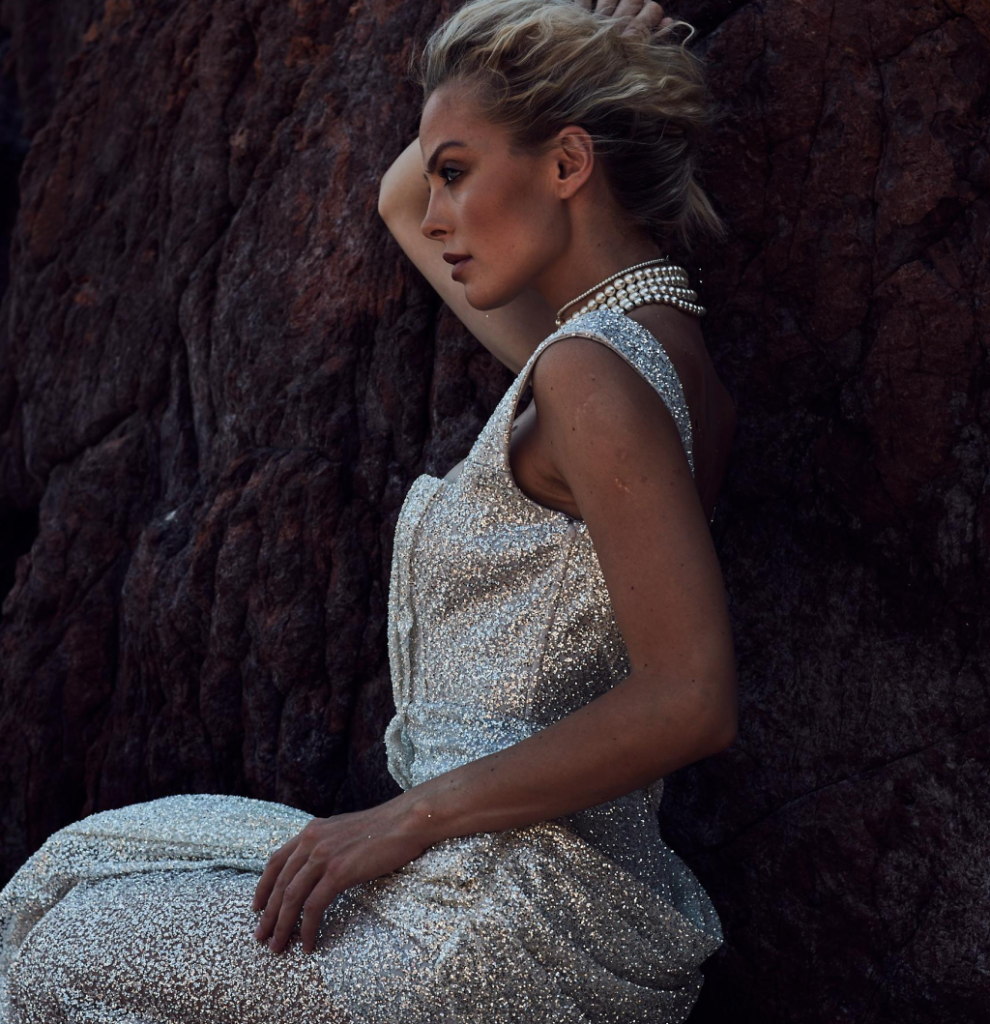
(628, 1, 669, 36)
(299, 876, 341, 953)
(612, 0, 646, 19)
(252, 837, 297, 913)
(268, 862, 323, 954)
(254, 846, 309, 942)
(593, 0, 621, 16)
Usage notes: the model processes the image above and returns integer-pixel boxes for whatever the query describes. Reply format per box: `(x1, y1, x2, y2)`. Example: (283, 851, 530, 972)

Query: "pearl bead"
(555, 258, 706, 325)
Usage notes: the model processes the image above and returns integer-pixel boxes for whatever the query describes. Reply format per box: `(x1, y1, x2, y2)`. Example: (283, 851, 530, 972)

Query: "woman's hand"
(574, 0, 675, 39)
(251, 797, 432, 954)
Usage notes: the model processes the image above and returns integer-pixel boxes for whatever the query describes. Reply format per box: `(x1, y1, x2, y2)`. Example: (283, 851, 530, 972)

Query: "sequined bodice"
(384, 308, 696, 888)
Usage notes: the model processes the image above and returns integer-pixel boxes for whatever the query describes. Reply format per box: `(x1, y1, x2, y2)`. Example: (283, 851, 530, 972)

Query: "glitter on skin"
(0, 309, 721, 1023)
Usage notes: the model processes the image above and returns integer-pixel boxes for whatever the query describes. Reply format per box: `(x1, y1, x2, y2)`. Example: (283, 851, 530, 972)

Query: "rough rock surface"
(0, 1, 987, 1021)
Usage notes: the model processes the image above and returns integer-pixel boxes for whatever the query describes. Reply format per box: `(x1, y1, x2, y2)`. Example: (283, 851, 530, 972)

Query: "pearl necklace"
(554, 256, 706, 328)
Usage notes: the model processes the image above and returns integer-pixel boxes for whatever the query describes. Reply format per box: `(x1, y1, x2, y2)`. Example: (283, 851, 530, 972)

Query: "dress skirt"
(0, 792, 719, 1023)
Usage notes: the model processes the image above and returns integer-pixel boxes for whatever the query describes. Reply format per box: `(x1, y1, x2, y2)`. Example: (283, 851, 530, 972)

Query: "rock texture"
(0, 1, 987, 1021)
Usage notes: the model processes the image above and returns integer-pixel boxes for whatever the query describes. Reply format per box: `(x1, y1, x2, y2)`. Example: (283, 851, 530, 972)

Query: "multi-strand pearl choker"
(554, 256, 706, 328)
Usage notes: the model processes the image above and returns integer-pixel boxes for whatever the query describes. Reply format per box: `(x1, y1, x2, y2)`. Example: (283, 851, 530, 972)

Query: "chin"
(463, 287, 499, 313)
(469, 282, 529, 313)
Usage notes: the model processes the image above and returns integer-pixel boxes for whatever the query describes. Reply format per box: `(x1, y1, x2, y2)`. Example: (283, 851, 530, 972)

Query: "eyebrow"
(422, 140, 468, 181)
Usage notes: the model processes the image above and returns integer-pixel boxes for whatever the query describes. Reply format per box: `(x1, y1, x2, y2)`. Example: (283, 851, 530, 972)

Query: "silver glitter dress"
(0, 308, 723, 1023)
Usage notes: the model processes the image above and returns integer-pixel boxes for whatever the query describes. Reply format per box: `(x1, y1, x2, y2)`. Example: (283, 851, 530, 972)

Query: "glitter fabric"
(0, 308, 722, 1023)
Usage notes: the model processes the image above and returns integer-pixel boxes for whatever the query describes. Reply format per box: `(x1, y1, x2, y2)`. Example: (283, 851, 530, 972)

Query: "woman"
(0, 1, 738, 1021)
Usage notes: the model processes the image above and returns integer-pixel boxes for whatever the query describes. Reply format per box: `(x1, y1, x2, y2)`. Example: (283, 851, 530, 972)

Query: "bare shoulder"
(530, 305, 713, 431)
(527, 309, 735, 518)
(528, 332, 694, 496)
(530, 333, 665, 424)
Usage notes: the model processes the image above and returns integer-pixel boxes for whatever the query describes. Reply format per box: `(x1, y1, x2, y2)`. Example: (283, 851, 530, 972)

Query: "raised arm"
(378, 136, 558, 374)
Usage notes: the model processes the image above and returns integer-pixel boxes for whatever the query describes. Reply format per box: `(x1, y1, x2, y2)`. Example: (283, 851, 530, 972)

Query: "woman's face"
(419, 84, 569, 310)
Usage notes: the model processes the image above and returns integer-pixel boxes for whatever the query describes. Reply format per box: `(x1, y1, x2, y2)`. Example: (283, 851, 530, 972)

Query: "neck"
(531, 231, 669, 322)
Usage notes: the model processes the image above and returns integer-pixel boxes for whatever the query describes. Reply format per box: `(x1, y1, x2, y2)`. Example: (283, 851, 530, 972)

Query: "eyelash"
(438, 165, 462, 185)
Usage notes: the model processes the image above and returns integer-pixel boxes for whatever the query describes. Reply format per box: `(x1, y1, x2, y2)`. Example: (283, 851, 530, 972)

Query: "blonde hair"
(409, 0, 729, 253)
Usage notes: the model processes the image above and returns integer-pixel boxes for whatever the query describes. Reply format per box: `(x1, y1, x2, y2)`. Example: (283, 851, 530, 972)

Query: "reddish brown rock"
(0, 1, 986, 1021)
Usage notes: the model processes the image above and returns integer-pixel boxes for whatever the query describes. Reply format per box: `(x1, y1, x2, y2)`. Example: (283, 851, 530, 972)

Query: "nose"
(419, 189, 449, 242)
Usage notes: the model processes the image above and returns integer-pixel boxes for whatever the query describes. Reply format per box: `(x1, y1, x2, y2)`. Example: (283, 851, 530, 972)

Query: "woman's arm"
(403, 646, 735, 846)
(395, 336, 738, 847)
(379, 137, 559, 374)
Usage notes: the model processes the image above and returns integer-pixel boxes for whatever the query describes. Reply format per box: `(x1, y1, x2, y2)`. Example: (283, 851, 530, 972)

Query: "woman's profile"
(0, 1, 738, 1021)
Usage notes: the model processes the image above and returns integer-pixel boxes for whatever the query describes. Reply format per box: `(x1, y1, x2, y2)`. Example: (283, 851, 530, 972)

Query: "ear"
(549, 124, 595, 200)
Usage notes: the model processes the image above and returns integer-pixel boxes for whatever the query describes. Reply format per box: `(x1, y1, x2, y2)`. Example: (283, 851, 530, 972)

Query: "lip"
(449, 256, 472, 280)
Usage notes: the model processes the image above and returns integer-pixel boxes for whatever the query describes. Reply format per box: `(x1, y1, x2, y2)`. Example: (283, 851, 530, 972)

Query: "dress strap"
(499, 307, 696, 482)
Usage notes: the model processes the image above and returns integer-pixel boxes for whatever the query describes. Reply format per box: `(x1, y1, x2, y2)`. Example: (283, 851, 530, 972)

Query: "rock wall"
(0, 1, 986, 1021)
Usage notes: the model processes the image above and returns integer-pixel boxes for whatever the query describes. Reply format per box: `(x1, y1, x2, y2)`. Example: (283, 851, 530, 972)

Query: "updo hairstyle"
(409, 0, 729, 253)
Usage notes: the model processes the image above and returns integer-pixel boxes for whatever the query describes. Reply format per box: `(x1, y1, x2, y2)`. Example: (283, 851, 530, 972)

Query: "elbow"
(694, 720, 735, 758)
(710, 720, 737, 752)
(377, 175, 397, 221)
(701, 657, 738, 753)
(377, 190, 392, 223)
(706, 699, 738, 752)
(698, 685, 738, 754)
(378, 178, 409, 225)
